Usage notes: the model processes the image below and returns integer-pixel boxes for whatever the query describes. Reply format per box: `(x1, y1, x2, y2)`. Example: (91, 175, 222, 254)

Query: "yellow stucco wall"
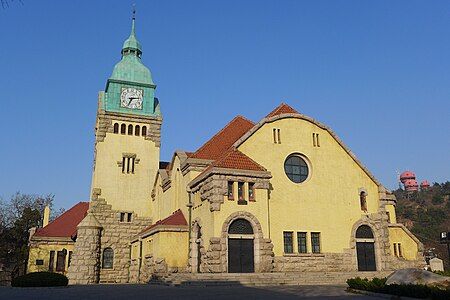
(150, 155, 200, 222)
(237, 117, 380, 256)
(388, 227, 419, 260)
(91, 121, 160, 217)
(27, 242, 74, 273)
(132, 231, 188, 268)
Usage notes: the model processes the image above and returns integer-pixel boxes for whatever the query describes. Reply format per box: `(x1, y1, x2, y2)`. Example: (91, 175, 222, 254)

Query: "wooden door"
(228, 238, 254, 273)
(357, 242, 376, 271)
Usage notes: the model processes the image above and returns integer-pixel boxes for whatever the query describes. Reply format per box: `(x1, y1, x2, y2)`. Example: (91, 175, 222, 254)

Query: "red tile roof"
(34, 202, 89, 238)
(191, 116, 255, 160)
(140, 209, 187, 234)
(266, 103, 299, 118)
(212, 148, 266, 171)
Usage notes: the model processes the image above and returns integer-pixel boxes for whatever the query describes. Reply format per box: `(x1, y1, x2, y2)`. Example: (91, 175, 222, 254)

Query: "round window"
(284, 155, 309, 183)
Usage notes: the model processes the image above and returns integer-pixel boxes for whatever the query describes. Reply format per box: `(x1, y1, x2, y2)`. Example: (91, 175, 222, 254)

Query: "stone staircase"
(152, 271, 393, 287)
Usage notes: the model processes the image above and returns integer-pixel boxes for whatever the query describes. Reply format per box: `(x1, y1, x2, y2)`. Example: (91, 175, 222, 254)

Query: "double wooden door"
(228, 238, 254, 273)
(356, 242, 376, 271)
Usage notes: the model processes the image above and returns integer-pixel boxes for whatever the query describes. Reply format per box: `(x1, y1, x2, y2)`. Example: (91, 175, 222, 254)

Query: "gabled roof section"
(233, 112, 383, 187)
(139, 209, 187, 235)
(191, 116, 255, 160)
(266, 103, 299, 118)
(212, 148, 266, 171)
(34, 202, 89, 238)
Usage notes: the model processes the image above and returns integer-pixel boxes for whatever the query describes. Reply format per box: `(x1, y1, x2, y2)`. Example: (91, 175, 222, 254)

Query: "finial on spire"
(132, 4, 136, 20)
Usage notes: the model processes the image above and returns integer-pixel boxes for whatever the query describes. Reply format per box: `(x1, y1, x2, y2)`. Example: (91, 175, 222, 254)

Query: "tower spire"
(121, 4, 142, 57)
(131, 4, 136, 35)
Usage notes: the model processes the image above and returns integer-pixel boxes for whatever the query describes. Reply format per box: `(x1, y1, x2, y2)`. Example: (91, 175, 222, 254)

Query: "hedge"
(347, 277, 449, 300)
(11, 272, 68, 287)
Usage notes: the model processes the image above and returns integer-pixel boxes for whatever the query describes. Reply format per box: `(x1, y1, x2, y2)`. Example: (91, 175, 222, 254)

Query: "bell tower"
(90, 12, 161, 217)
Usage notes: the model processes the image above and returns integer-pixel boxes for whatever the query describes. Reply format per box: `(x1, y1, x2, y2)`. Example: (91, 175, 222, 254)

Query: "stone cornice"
(233, 113, 384, 189)
(188, 167, 272, 190)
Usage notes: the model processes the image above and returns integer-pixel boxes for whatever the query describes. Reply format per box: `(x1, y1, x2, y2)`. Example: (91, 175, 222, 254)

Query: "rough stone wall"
(67, 226, 101, 284)
(273, 252, 354, 272)
(95, 110, 162, 146)
(129, 256, 169, 283)
(88, 198, 151, 283)
(192, 173, 271, 212)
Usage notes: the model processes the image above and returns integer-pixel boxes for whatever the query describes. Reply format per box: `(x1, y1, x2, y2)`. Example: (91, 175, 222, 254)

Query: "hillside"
(394, 182, 450, 268)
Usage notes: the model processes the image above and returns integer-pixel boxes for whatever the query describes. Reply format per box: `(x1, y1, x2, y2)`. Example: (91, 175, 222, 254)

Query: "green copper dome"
(109, 17, 154, 85)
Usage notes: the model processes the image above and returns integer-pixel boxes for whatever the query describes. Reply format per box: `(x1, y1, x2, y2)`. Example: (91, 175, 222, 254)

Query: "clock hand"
(127, 97, 138, 106)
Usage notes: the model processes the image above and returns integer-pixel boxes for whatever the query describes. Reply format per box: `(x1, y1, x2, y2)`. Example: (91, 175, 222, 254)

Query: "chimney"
(43, 206, 50, 227)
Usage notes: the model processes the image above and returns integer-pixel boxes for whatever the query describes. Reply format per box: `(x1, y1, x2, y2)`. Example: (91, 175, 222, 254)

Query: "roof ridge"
(192, 115, 254, 158)
(266, 102, 299, 118)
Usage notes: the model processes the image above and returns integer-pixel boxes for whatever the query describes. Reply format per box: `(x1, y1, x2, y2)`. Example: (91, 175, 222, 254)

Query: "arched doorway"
(356, 225, 376, 271)
(227, 219, 254, 273)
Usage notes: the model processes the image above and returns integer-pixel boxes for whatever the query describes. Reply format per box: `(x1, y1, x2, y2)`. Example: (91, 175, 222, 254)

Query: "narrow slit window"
(238, 182, 244, 200)
(135, 125, 140, 136)
(142, 126, 147, 137)
(128, 124, 133, 135)
(398, 243, 402, 257)
(127, 157, 131, 173)
(120, 212, 125, 222)
(312, 133, 316, 147)
(227, 181, 234, 200)
(277, 129, 281, 144)
(248, 182, 255, 201)
(122, 157, 126, 173)
(316, 133, 320, 147)
(131, 157, 135, 173)
(360, 191, 368, 212)
(49, 250, 55, 272)
(113, 123, 119, 134)
(273, 128, 277, 143)
(393, 243, 398, 257)
(120, 124, 126, 134)
(127, 213, 132, 222)
(283, 231, 294, 254)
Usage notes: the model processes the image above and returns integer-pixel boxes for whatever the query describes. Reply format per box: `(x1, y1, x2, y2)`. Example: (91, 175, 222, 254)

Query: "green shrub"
(346, 277, 386, 292)
(11, 272, 68, 287)
(347, 277, 450, 300)
(434, 270, 450, 277)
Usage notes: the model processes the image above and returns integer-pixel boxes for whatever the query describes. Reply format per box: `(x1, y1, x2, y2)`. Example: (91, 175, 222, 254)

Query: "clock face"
(120, 88, 143, 109)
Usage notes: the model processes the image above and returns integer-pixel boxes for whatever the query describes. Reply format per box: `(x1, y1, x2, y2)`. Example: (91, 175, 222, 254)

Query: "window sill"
(283, 253, 325, 257)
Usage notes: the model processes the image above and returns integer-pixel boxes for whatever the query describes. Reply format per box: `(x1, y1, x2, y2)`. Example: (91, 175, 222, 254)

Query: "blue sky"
(1, 0, 449, 209)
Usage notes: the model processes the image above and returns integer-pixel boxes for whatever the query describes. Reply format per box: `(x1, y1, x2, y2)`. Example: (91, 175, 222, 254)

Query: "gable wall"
(237, 117, 380, 255)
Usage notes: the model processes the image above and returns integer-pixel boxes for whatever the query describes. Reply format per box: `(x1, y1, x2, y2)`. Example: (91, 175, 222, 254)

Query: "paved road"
(0, 284, 384, 300)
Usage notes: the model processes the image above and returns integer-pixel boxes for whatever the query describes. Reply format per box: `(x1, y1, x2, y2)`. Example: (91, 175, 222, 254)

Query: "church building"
(27, 15, 424, 284)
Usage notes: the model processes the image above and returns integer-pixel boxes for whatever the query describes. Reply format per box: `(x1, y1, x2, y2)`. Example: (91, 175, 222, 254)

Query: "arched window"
(360, 191, 368, 212)
(128, 124, 133, 135)
(113, 123, 119, 134)
(356, 225, 374, 239)
(102, 247, 114, 269)
(135, 125, 140, 136)
(142, 126, 147, 137)
(120, 124, 126, 135)
(228, 219, 253, 234)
